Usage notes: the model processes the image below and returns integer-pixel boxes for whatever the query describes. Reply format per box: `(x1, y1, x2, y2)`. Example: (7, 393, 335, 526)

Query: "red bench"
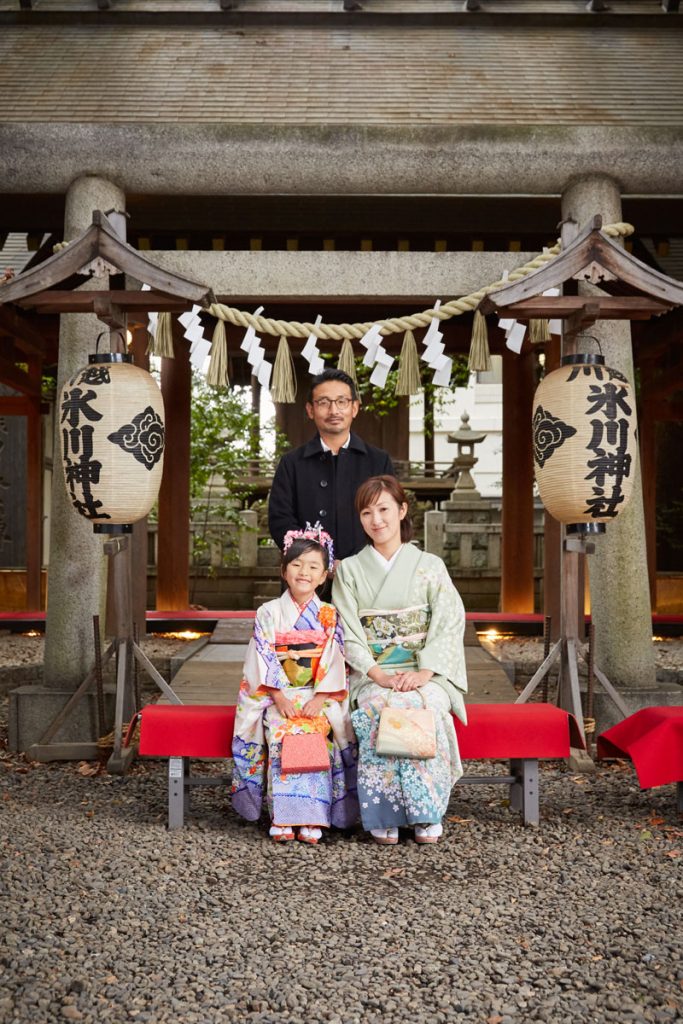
(136, 702, 583, 830)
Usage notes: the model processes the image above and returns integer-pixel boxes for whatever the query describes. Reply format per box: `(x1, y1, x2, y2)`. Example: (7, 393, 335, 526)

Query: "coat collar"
(302, 431, 368, 458)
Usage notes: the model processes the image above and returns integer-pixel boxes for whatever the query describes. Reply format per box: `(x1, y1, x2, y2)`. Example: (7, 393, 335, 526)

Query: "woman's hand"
(301, 693, 326, 718)
(392, 669, 434, 691)
(272, 689, 298, 719)
(367, 666, 397, 689)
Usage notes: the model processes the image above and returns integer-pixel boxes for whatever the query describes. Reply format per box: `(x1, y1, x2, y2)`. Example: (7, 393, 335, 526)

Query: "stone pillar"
(561, 175, 656, 702)
(9, 176, 125, 751)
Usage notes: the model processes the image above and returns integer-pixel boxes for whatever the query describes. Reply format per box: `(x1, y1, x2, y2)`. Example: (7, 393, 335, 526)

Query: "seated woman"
(332, 475, 467, 845)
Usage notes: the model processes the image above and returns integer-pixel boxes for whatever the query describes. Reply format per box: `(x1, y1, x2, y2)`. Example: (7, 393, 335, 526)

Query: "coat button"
(320, 480, 328, 488)
(319, 510, 327, 517)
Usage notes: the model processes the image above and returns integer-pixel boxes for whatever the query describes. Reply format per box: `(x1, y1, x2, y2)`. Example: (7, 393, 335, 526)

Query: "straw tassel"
(529, 318, 551, 344)
(395, 329, 421, 396)
(337, 338, 358, 387)
(206, 318, 229, 387)
(147, 312, 175, 358)
(467, 310, 492, 373)
(271, 335, 297, 403)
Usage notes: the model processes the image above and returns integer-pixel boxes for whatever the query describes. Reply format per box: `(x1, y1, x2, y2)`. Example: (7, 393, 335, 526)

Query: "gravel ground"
(479, 636, 683, 677)
(1, 700, 681, 1024)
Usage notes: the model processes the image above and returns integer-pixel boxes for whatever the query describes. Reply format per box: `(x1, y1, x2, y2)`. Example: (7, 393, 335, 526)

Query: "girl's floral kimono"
(231, 592, 358, 829)
(332, 544, 467, 831)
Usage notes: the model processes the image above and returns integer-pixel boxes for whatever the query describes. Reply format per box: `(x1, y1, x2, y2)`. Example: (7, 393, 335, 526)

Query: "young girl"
(231, 524, 358, 843)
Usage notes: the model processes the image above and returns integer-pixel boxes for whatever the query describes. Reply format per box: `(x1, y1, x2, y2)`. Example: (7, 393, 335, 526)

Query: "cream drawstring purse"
(376, 688, 437, 759)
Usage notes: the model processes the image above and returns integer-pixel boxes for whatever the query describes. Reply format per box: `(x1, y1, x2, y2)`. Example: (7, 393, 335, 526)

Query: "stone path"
(161, 619, 516, 706)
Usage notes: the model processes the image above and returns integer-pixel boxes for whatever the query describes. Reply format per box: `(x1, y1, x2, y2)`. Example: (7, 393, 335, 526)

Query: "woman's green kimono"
(332, 544, 467, 830)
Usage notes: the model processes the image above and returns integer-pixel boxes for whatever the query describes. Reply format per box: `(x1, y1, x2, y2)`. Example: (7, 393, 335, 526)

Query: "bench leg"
(168, 756, 188, 830)
(510, 758, 539, 826)
(677, 781, 683, 817)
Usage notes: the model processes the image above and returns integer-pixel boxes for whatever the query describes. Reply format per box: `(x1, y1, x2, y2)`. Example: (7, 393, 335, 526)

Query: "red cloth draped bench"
(135, 702, 583, 830)
(597, 707, 683, 815)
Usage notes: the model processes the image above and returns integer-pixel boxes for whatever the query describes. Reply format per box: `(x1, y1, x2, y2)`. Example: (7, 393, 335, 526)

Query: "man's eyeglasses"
(312, 397, 354, 411)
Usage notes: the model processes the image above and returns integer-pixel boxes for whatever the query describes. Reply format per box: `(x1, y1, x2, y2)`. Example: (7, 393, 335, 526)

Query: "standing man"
(268, 369, 394, 568)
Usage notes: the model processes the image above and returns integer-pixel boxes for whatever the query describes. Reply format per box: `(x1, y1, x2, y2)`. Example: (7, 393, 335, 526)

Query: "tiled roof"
(0, 23, 681, 126)
(0, 1, 677, 13)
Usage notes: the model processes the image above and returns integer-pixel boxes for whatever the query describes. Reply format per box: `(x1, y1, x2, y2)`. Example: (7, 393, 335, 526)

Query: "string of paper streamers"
(145, 222, 634, 397)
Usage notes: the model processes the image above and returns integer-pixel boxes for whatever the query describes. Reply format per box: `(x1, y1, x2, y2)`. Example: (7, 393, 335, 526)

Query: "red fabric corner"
(597, 707, 683, 790)
(139, 704, 235, 757)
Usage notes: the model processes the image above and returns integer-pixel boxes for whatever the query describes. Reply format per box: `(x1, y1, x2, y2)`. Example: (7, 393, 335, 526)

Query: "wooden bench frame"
(135, 703, 583, 830)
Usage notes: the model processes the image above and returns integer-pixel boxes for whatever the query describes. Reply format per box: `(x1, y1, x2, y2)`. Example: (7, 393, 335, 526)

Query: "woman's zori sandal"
(297, 827, 323, 845)
(269, 825, 295, 842)
(370, 827, 399, 846)
(414, 823, 443, 845)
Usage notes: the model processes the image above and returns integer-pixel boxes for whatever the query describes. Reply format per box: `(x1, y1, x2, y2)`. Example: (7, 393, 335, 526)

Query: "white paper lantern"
(532, 354, 637, 534)
(60, 353, 165, 532)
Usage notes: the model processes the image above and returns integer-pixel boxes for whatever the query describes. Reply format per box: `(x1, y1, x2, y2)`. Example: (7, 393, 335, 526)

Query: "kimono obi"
(358, 604, 431, 671)
(274, 629, 326, 687)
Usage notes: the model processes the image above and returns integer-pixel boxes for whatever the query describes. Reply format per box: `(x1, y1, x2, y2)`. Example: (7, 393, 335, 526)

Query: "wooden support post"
(130, 327, 150, 631)
(157, 323, 191, 610)
(639, 394, 658, 611)
(542, 336, 562, 639)
(501, 348, 535, 612)
(25, 356, 43, 610)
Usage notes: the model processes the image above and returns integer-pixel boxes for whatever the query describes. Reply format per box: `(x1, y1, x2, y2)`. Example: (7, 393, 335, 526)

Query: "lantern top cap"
(88, 352, 132, 365)
(561, 353, 605, 367)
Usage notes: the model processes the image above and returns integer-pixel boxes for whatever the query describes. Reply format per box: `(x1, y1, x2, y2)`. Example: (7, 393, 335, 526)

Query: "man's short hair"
(307, 368, 358, 404)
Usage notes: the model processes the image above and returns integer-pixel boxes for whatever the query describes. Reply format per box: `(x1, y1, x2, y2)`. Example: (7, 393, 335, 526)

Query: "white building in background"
(409, 356, 504, 499)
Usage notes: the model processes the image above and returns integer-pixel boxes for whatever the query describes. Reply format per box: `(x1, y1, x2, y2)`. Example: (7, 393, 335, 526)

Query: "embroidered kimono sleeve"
(331, 562, 377, 677)
(244, 603, 290, 692)
(417, 558, 467, 696)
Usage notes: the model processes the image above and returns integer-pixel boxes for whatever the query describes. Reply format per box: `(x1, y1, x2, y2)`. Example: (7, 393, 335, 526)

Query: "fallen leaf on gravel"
(649, 815, 665, 826)
(487, 1016, 504, 1024)
(77, 762, 99, 776)
(382, 867, 405, 878)
(448, 815, 473, 824)
(664, 849, 680, 858)
(639, 829, 653, 841)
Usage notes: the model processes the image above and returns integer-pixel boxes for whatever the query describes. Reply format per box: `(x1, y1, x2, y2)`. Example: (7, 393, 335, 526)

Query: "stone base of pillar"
(592, 687, 683, 736)
(8, 685, 115, 753)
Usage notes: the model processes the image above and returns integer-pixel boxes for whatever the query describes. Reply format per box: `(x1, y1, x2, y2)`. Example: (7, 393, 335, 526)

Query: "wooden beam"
(0, 304, 49, 358)
(501, 348, 536, 613)
(15, 290, 194, 315)
(542, 336, 562, 640)
(157, 324, 191, 611)
(498, 295, 673, 321)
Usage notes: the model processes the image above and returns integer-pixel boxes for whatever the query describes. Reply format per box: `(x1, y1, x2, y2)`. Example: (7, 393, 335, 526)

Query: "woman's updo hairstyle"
(354, 475, 414, 543)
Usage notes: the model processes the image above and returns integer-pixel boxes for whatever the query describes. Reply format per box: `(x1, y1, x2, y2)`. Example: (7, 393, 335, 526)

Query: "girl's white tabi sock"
(299, 827, 322, 841)
(269, 825, 293, 837)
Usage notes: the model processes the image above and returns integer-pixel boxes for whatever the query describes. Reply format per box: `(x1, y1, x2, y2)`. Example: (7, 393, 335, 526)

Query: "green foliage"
(189, 372, 286, 567)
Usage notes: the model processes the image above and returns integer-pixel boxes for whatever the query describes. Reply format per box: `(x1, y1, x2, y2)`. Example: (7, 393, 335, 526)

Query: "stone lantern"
(446, 411, 487, 502)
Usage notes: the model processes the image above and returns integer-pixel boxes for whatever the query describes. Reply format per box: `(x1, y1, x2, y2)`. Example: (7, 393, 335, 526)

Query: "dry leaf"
(77, 763, 99, 777)
(487, 1016, 504, 1024)
(649, 815, 665, 827)
(448, 815, 474, 824)
(664, 849, 680, 859)
(382, 867, 405, 879)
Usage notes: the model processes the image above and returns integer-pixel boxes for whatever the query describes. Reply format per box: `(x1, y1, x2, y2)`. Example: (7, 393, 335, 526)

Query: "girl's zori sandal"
(269, 825, 295, 842)
(297, 827, 323, 845)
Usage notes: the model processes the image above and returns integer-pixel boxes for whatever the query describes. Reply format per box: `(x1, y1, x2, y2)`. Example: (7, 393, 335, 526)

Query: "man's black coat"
(268, 433, 394, 560)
